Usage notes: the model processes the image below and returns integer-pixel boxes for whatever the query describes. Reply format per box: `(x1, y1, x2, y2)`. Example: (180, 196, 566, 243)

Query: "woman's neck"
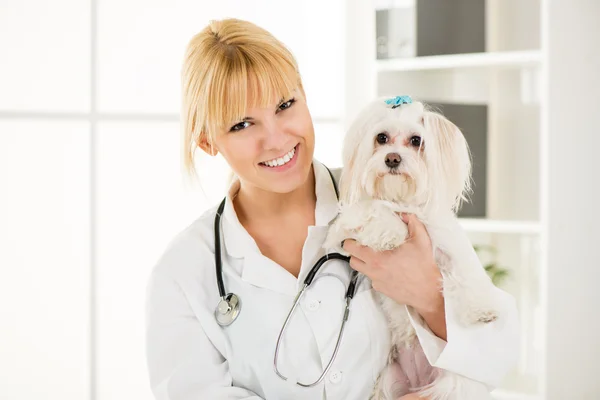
(233, 166, 316, 224)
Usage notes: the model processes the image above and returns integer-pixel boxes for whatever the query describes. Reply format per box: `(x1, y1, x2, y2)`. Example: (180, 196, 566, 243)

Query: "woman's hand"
(342, 213, 447, 340)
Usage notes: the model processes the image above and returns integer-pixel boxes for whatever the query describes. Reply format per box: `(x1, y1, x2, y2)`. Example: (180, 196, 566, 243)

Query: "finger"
(400, 212, 410, 224)
(342, 239, 375, 262)
(348, 255, 368, 274)
(403, 213, 427, 241)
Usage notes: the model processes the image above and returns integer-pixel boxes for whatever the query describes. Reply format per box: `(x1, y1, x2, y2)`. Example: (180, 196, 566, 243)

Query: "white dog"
(323, 96, 501, 400)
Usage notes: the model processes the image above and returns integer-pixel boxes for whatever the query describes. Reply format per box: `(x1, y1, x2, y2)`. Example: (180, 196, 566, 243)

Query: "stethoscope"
(213, 166, 359, 387)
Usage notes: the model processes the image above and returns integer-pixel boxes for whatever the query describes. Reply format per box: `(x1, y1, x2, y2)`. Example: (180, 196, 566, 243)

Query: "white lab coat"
(145, 160, 520, 400)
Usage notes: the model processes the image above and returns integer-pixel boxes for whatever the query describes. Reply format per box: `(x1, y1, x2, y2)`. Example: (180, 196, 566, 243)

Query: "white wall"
(543, 0, 600, 398)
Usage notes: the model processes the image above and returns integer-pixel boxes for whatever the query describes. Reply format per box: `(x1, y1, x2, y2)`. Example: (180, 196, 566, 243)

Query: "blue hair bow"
(384, 95, 412, 108)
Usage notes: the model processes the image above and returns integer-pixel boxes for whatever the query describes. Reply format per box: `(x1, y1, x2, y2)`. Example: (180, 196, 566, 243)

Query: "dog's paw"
(475, 309, 498, 323)
(462, 308, 499, 325)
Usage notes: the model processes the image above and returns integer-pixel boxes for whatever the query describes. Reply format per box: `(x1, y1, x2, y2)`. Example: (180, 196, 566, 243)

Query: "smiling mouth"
(259, 144, 298, 168)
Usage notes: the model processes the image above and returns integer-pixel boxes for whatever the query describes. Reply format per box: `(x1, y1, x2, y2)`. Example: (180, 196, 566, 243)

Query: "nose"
(385, 152, 402, 168)
(262, 119, 288, 149)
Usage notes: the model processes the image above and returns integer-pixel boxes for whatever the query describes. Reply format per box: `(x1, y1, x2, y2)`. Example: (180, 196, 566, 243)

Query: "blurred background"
(1, 0, 599, 399)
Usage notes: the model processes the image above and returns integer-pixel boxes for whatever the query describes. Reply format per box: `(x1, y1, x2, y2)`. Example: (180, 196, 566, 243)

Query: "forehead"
(222, 80, 297, 123)
(364, 101, 424, 133)
(243, 90, 293, 113)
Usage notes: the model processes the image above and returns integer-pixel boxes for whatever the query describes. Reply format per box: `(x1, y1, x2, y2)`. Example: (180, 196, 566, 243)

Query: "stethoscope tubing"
(214, 198, 227, 299)
(273, 267, 359, 387)
(213, 165, 360, 386)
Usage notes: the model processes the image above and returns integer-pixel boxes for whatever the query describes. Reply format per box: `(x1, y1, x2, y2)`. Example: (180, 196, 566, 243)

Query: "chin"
(323, 97, 503, 400)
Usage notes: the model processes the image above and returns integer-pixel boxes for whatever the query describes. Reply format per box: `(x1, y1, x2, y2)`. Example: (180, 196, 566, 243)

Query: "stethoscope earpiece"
(215, 293, 241, 326)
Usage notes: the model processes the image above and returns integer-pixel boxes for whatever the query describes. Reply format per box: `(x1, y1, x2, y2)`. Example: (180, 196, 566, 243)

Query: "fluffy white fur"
(323, 99, 501, 400)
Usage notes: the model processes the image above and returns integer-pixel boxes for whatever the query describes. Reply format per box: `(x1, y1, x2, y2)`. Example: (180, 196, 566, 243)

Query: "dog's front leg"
(436, 246, 500, 327)
(423, 218, 501, 327)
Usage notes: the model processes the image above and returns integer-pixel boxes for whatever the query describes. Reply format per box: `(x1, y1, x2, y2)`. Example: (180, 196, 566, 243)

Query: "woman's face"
(204, 89, 315, 194)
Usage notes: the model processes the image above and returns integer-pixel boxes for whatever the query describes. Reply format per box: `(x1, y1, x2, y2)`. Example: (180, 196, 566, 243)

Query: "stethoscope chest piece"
(212, 165, 340, 331)
(215, 293, 241, 326)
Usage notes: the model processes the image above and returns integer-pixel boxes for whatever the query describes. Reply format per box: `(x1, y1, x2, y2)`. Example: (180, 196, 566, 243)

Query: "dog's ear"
(422, 111, 472, 213)
(339, 115, 372, 205)
(339, 134, 363, 205)
(339, 153, 353, 205)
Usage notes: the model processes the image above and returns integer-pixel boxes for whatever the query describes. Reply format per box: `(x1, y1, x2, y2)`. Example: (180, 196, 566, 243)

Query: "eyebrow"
(232, 117, 254, 123)
(233, 98, 289, 124)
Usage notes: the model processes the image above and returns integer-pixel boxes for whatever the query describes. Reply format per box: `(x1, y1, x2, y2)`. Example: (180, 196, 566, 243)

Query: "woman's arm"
(414, 295, 447, 341)
(405, 265, 520, 389)
(343, 213, 520, 390)
(145, 270, 264, 400)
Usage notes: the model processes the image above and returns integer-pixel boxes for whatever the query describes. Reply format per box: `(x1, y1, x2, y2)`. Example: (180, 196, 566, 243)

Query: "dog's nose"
(385, 152, 402, 168)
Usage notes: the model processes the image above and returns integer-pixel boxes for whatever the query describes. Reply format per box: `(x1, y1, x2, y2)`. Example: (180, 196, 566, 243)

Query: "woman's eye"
(230, 121, 250, 132)
(410, 136, 422, 147)
(376, 133, 388, 144)
(277, 98, 296, 112)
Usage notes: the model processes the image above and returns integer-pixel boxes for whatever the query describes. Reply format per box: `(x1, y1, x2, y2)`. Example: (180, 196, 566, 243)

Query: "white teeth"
(262, 146, 296, 168)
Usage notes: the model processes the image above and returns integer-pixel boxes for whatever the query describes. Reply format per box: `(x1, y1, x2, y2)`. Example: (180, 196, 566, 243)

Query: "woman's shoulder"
(316, 159, 342, 187)
(330, 166, 342, 182)
(149, 204, 219, 284)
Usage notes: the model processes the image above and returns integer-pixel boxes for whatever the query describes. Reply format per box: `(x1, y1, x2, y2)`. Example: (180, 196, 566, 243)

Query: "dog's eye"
(376, 133, 388, 144)
(410, 136, 422, 147)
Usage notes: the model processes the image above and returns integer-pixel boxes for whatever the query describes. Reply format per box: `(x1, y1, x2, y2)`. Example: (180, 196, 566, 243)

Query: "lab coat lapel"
(219, 179, 299, 296)
(221, 199, 298, 296)
(313, 160, 340, 228)
(222, 159, 342, 297)
(241, 253, 298, 297)
(296, 161, 341, 288)
(297, 226, 328, 288)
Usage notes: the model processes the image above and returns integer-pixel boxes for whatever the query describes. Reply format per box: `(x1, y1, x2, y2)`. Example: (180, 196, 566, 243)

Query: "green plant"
(473, 244, 510, 287)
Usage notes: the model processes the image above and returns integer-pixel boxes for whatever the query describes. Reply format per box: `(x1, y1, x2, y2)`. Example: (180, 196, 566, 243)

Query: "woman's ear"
(198, 134, 219, 156)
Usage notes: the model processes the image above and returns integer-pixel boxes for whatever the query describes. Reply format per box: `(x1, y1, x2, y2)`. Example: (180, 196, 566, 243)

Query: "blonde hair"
(181, 18, 303, 179)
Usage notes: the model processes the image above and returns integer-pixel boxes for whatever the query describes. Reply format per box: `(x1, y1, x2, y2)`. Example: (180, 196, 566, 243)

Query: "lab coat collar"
(313, 159, 340, 227)
(220, 159, 340, 295)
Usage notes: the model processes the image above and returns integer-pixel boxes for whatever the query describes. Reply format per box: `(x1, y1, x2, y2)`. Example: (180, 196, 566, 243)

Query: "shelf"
(458, 218, 541, 235)
(491, 389, 540, 400)
(376, 50, 541, 72)
(374, 0, 414, 10)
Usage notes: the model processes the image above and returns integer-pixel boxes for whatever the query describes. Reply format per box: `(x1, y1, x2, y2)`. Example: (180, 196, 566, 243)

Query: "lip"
(259, 144, 300, 172)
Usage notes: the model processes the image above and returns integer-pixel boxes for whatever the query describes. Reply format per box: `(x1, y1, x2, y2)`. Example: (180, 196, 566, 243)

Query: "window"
(0, 1, 344, 399)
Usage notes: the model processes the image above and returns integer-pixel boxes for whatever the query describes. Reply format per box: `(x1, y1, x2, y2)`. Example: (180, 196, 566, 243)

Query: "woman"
(145, 18, 519, 400)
